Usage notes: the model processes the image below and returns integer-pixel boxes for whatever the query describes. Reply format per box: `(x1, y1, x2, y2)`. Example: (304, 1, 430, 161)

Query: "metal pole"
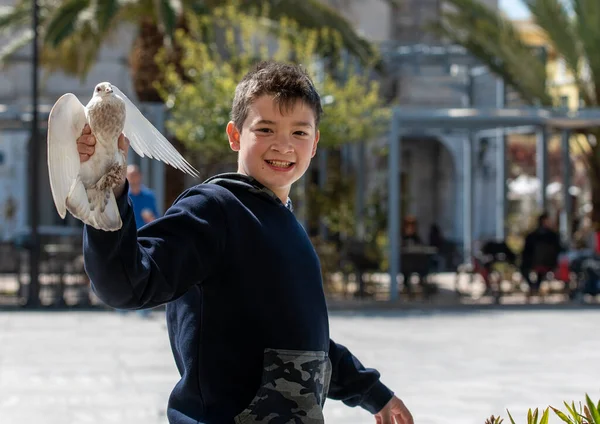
(495, 78, 507, 240)
(388, 109, 401, 301)
(26, 0, 40, 308)
(463, 68, 475, 263)
(463, 134, 474, 263)
(560, 130, 572, 246)
(536, 127, 548, 211)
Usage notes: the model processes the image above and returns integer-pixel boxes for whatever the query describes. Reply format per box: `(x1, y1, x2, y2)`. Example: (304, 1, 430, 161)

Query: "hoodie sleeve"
(83, 182, 227, 310)
(327, 339, 394, 414)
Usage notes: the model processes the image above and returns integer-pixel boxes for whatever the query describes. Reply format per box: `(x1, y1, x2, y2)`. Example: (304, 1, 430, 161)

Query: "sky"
(499, 0, 530, 19)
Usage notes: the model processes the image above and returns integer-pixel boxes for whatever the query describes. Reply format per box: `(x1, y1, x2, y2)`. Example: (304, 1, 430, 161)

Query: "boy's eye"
(256, 128, 272, 133)
(294, 131, 308, 136)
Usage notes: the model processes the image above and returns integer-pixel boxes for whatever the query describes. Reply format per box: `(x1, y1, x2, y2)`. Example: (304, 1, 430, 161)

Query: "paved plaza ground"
(1, 307, 599, 424)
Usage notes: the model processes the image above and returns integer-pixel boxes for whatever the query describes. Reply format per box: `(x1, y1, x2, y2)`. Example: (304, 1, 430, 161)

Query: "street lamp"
(25, 0, 40, 308)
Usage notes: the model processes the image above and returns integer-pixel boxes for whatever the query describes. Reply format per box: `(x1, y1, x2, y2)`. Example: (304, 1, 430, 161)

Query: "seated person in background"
(521, 212, 563, 297)
(402, 216, 422, 248)
(401, 217, 433, 295)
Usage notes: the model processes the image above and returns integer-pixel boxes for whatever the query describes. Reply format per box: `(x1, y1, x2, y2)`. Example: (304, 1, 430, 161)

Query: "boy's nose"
(271, 138, 294, 153)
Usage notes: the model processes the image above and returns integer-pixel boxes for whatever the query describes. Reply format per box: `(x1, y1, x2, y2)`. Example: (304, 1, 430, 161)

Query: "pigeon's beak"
(106, 89, 113, 94)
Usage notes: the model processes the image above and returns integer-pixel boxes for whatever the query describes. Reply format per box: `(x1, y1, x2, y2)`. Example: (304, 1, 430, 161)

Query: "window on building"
(560, 95, 569, 109)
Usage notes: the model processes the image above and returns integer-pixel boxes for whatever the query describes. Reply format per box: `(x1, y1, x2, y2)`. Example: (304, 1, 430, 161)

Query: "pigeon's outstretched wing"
(112, 86, 199, 178)
(47, 93, 87, 219)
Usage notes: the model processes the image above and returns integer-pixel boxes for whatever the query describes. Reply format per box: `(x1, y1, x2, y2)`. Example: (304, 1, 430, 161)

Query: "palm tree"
(433, 0, 600, 230)
(1, 0, 393, 206)
(1, 0, 390, 100)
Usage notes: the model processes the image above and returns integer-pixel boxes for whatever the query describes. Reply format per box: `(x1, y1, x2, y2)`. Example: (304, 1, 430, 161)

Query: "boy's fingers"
(77, 134, 96, 146)
(79, 153, 90, 163)
(118, 133, 130, 152)
(77, 143, 95, 155)
(82, 124, 91, 135)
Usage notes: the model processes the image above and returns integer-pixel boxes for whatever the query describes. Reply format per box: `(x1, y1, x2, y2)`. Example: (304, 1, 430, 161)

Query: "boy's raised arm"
(83, 181, 227, 310)
(328, 340, 413, 423)
(327, 339, 394, 413)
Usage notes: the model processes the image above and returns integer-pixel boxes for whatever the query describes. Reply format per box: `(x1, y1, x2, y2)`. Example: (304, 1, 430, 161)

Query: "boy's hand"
(76, 125, 130, 198)
(375, 396, 413, 424)
(77, 124, 96, 163)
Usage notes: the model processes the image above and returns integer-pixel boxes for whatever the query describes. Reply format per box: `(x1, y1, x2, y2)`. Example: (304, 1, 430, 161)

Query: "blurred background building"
(0, 0, 584, 255)
(321, 0, 505, 248)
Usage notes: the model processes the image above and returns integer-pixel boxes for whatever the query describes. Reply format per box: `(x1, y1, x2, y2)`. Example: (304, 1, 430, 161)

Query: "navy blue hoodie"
(83, 173, 393, 423)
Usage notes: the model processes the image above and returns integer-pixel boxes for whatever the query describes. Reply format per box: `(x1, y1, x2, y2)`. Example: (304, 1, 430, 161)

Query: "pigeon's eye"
(96, 87, 101, 92)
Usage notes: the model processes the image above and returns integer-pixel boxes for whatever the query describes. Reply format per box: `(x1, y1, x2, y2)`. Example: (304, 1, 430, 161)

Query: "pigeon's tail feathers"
(87, 189, 121, 231)
(65, 180, 122, 231)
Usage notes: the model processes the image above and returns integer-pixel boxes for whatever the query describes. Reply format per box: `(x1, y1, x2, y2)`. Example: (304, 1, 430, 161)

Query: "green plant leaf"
(157, 0, 178, 38)
(507, 409, 517, 424)
(584, 406, 593, 423)
(540, 408, 550, 424)
(564, 401, 580, 423)
(552, 406, 575, 424)
(522, 0, 594, 106)
(0, 3, 30, 33)
(586, 395, 600, 423)
(44, 0, 91, 47)
(528, 408, 534, 424)
(435, 0, 552, 106)
(94, 0, 119, 33)
(0, 29, 32, 65)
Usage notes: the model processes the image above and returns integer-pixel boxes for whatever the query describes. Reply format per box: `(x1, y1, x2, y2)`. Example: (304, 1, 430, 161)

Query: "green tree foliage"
(0, 0, 388, 79)
(154, 4, 390, 175)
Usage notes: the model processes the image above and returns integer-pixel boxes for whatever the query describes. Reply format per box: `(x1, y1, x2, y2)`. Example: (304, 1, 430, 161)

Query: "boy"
(79, 61, 413, 424)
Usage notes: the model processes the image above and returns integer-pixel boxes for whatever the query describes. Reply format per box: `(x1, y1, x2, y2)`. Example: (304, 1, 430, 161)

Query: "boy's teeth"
(267, 160, 292, 167)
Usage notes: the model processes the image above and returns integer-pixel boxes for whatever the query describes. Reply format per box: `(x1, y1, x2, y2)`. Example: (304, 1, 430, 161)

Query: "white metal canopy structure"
(387, 107, 600, 301)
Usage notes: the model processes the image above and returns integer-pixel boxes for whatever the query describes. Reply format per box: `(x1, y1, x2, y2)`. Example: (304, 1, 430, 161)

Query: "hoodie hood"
(203, 173, 293, 211)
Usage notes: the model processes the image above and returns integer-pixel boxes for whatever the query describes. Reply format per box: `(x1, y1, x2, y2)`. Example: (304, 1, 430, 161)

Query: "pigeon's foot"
(95, 163, 126, 192)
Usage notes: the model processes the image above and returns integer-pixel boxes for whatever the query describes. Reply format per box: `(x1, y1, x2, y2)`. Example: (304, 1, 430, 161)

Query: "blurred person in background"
(402, 216, 422, 247)
(521, 212, 563, 300)
(127, 164, 160, 230)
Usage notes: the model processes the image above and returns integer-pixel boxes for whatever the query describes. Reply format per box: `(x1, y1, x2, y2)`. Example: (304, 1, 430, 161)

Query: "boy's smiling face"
(227, 95, 319, 203)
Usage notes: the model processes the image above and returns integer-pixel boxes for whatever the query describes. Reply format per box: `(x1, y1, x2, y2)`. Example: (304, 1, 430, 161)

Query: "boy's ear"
(311, 129, 320, 158)
(227, 121, 241, 152)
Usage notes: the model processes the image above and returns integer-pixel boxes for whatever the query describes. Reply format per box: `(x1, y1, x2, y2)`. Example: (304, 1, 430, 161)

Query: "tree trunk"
(129, 19, 187, 209)
(129, 19, 165, 103)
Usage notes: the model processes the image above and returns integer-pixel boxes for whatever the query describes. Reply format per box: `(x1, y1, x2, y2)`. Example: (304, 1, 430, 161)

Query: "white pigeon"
(47, 82, 199, 232)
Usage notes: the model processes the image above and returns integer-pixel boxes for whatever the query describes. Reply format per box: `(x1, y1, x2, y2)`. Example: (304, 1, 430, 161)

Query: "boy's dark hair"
(231, 61, 323, 131)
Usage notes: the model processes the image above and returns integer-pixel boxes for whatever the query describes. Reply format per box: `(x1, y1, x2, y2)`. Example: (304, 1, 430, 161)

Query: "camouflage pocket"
(234, 348, 332, 424)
